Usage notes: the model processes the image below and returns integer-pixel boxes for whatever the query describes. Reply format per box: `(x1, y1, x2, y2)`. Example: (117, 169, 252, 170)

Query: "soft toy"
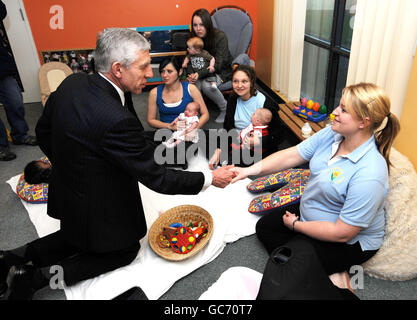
(246, 169, 310, 214)
(16, 157, 50, 203)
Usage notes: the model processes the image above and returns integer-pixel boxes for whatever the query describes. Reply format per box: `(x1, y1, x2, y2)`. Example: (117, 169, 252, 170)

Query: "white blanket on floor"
(6, 153, 260, 300)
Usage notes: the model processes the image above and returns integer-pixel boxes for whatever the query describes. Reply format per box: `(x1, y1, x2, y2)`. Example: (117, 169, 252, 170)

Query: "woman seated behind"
(147, 56, 209, 131)
(223, 65, 272, 132)
(209, 108, 273, 169)
(231, 82, 401, 276)
(163, 101, 201, 148)
(204, 65, 282, 166)
(189, 8, 236, 123)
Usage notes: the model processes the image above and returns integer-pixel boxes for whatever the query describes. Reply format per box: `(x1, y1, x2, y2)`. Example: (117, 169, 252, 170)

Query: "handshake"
(210, 165, 246, 188)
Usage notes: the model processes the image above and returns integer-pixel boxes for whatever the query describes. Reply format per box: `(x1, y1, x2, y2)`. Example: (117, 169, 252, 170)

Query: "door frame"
(3, 0, 40, 103)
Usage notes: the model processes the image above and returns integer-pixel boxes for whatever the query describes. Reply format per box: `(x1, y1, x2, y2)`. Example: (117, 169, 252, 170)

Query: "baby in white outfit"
(163, 101, 200, 148)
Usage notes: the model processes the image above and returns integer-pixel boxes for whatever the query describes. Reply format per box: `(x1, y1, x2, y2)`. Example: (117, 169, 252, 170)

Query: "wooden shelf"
(278, 102, 326, 141)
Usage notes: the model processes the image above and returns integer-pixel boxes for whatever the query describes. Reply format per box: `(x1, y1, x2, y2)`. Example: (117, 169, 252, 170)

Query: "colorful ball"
(313, 102, 320, 112)
(319, 105, 327, 114)
(307, 100, 314, 109)
(301, 98, 307, 107)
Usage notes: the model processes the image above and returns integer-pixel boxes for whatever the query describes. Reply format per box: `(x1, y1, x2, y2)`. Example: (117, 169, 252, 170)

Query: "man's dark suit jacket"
(36, 73, 205, 253)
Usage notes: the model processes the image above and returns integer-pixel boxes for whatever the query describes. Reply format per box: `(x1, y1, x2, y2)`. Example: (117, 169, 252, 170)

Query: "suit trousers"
(26, 231, 140, 286)
(255, 202, 378, 275)
(0, 76, 29, 147)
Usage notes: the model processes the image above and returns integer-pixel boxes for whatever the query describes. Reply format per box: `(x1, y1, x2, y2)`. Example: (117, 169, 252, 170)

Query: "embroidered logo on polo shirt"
(330, 167, 345, 184)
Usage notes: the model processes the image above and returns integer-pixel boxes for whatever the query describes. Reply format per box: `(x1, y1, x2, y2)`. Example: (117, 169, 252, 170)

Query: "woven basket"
(149, 205, 214, 261)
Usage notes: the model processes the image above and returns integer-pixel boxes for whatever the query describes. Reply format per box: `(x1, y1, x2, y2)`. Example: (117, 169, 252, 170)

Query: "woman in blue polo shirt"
(231, 83, 401, 275)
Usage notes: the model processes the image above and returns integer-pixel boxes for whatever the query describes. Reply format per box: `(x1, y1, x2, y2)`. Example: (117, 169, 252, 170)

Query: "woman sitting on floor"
(205, 65, 283, 167)
(147, 56, 209, 131)
(230, 82, 401, 276)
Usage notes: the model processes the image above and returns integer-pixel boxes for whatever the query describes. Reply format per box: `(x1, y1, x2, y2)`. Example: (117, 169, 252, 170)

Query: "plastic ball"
(171, 237, 177, 244)
(313, 102, 320, 112)
(319, 105, 327, 114)
(301, 98, 307, 107)
(307, 100, 314, 109)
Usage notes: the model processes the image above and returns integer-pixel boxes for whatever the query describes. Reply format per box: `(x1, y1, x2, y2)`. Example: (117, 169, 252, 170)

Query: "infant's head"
(251, 108, 272, 127)
(186, 37, 204, 55)
(24, 160, 52, 184)
(184, 101, 200, 117)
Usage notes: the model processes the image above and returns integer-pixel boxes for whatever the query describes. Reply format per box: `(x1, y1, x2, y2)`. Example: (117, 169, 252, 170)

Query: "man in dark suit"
(0, 28, 234, 300)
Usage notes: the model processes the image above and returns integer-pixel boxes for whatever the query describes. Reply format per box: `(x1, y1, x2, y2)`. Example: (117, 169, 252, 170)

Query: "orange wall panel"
(22, 0, 257, 62)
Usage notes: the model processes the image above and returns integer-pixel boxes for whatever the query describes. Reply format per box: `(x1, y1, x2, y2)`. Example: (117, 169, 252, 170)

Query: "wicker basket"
(148, 205, 214, 261)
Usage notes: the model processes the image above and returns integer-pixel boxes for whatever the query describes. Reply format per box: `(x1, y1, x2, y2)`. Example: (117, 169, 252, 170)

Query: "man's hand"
(211, 164, 235, 188)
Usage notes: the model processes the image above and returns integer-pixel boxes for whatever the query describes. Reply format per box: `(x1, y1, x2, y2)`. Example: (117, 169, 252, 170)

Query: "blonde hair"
(255, 108, 272, 125)
(342, 83, 400, 171)
(187, 37, 204, 50)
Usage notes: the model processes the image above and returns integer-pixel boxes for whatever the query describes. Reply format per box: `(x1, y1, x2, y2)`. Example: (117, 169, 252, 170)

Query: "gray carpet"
(1, 92, 416, 300)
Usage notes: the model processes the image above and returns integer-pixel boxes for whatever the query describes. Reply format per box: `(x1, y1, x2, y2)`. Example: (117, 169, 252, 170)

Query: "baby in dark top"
(182, 37, 217, 89)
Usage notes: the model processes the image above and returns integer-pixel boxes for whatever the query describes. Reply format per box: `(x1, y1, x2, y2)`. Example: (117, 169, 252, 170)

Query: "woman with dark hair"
(147, 56, 209, 130)
(208, 65, 283, 168)
(189, 8, 242, 123)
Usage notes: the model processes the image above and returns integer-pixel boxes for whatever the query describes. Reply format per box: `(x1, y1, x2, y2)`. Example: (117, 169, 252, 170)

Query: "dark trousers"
(0, 76, 29, 147)
(25, 231, 140, 286)
(255, 202, 378, 275)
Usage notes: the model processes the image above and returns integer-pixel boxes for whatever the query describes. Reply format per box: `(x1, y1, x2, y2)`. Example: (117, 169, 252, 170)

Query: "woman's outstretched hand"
(230, 167, 249, 184)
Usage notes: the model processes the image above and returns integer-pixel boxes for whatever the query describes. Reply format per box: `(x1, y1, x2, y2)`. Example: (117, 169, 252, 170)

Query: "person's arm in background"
(208, 56, 215, 73)
(212, 31, 231, 76)
(223, 95, 237, 131)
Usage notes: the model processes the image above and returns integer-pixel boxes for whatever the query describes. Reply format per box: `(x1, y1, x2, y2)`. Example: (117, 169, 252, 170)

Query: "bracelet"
(292, 219, 299, 232)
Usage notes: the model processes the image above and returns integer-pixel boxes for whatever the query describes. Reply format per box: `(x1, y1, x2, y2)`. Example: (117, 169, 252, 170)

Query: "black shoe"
(112, 287, 148, 300)
(0, 147, 16, 161)
(0, 251, 11, 297)
(3, 265, 36, 300)
(12, 135, 38, 146)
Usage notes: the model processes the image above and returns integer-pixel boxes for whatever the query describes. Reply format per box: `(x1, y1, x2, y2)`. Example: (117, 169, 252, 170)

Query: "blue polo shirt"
(296, 126, 388, 251)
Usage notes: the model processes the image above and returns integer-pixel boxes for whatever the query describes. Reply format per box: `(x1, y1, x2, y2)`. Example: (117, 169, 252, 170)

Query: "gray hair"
(94, 28, 151, 73)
